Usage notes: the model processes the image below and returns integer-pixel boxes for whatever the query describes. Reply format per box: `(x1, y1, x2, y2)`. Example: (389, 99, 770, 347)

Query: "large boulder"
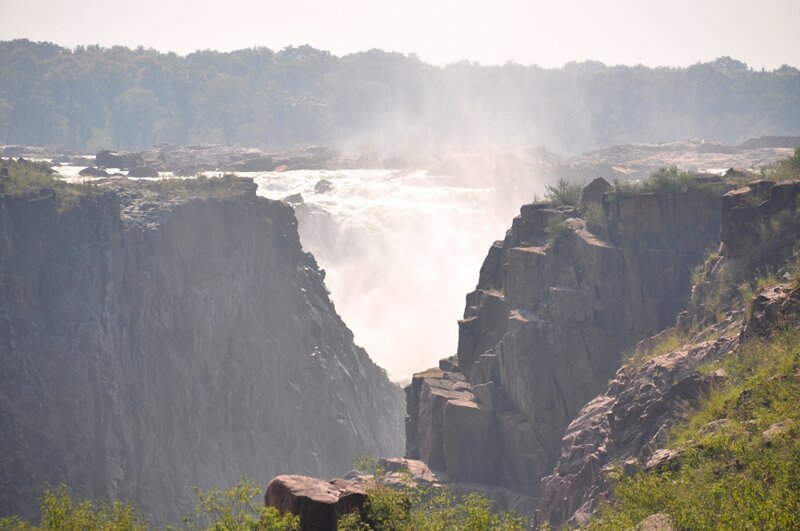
(580, 177, 610, 207)
(95, 150, 143, 169)
(78, 166, 109, 177)
(741, 284, 800, 339)
(719, 180, 800, 259)
(127, 165, 160, 178)
(265, 475, 367, 531)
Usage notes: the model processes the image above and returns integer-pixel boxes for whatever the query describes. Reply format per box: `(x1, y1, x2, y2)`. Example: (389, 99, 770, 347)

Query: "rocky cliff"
(404, 181, 723, 498)
(0, 178, 405, 525)
(538, 179, 800, 527)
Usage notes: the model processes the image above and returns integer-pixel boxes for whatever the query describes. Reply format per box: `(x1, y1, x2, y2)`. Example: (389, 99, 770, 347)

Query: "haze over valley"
(1, 1, 800, 528)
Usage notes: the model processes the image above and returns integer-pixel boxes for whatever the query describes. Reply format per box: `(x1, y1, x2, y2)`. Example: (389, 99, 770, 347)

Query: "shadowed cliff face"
(405, 187, 723, 498)
(0, 180, 405, 525)
(539, 179, 800, 527)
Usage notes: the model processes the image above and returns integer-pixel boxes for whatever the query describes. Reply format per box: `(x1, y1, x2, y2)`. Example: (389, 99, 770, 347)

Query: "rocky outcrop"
(538, 334, 737, 526)
(126, 165, 160, 177)
(0, 179, 404, 525)
(78, 166, 110, 177)
(91, 145, 352, 175)
(265, 457, 538, 527)
(95, 149, 144, 169)
(718, 179, 800, 260)
(265, 475, 368, 530)
(405, 187, 722, 497)
(538, 181, 800, 526)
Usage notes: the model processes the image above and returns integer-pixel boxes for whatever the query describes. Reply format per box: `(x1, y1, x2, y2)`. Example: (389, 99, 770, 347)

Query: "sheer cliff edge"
(0, 176, 405, 525)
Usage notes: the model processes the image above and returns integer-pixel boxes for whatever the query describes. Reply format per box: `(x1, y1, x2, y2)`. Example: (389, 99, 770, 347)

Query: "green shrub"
(544, 217, 570, 243)
(761, 147, 800, 182)
(583, 202, 605, 229)
(0, 485, 148, 530)
(338, 483, 524, 531)
(0, 480, 299, 531)
(0, 158, 98, 212)
(544, 178, 582, 206)
(608, 167, 725, 199)
(342, 457, 524, 531)
(182, 478, 299, 531)
(626, 328, 684, 366)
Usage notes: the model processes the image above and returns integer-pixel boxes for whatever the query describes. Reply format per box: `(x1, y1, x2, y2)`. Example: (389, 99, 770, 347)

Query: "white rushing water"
(54, 162, 541, 381)
(246, 169, 525, 382)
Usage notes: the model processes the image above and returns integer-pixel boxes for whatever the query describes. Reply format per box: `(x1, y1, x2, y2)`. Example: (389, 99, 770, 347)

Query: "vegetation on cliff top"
(0, 159, 255, 211)
(0, 158, 98, 211)
(607, 166, 727, 198)
(588, 327, 800, 531)
(130, 174, 255, 202)
(761, 147, 800, 182)
(544, 178, 583, 206)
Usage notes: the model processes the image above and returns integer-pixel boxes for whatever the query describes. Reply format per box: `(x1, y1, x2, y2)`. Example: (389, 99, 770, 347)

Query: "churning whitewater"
(249, 168, 523, 381)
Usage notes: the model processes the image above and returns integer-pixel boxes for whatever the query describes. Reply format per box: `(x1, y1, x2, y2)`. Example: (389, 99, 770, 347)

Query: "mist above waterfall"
(250, 154, 548, 381)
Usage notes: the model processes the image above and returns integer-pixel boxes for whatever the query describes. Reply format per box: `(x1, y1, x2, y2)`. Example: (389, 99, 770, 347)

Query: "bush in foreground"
(0, 480, 299, 531)
(339, 457, 524, 531)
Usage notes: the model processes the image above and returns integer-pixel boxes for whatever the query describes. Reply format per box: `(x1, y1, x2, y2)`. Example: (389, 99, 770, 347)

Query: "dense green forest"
(1, 39, 799, 153)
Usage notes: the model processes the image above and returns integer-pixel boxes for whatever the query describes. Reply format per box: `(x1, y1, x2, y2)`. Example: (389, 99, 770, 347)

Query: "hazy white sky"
(2, 0, 798, 68)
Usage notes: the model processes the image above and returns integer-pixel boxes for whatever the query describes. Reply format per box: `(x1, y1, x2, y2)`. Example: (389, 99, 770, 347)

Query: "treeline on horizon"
(1, 39, 799, 154)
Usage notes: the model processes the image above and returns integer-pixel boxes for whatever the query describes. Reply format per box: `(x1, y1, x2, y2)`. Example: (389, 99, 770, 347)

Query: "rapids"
(249, 169, 529, 381)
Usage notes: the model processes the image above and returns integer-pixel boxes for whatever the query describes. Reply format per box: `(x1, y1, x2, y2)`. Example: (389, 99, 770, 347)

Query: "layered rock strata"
(538, 180, 800, 526)
(405, 186, 723, 497)
(0, 179, 404, 524)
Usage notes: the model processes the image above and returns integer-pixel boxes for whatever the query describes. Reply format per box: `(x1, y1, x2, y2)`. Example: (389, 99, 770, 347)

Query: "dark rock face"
(0, 181, 404, 525)
(538, 336, 736, 526)
(580, 177, 610, 207)
(78, 166, 110, 177)
(742, 283, 800, 339)
(265, 475, 367, 531)
(405, 190, 722, 497)
(538, 188, 800, 526)
(738, 136, 800, 150)
(314, 180, 334, 194)
(719, 179, 800, 260)
(127, 165, 160, 177)
(95, 150, 144, 169)
(221, 154, 276, 172)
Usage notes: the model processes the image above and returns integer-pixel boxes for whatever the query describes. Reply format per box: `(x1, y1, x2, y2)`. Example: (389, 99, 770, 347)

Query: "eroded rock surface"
(0, 179, 404, 524)
(405, 187, 722, 498)
(265, 475, 367, 531)
(538, 335, 737, 526)
(538, 182, 800, 526)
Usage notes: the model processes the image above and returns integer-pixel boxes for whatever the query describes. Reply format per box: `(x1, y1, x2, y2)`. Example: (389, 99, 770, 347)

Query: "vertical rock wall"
(0, 181, 405, 525)
(405, 189, 722, 495)
(538, 179, 800, 526)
